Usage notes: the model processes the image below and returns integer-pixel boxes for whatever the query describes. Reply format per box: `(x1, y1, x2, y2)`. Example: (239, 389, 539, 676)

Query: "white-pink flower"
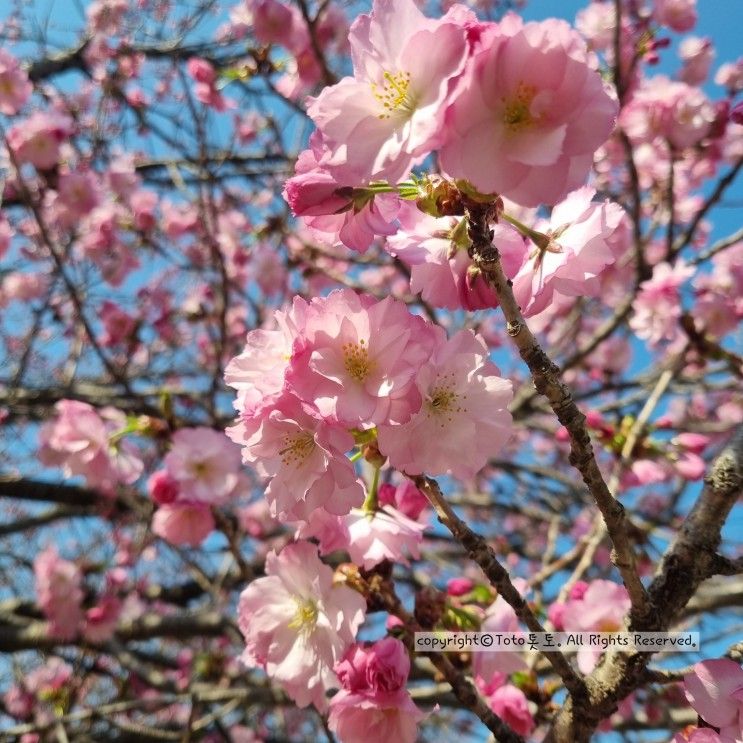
(308, 0, 467, 184)
(225, 297, 308, 419)
(151, 501, 217, 547)
(163, 427, 243, 505)
(344, 505, 426, 569)
(440, 17, 618, 206)
(0, 50, 32, 115)
(38, 400, 143, 494)
(237, 541, 366, 710)
(386, 203, 527, 311)
(561, 579, 631, 673)
(227, 395, 364, 521)
(377, 328, 513, 480)
(7, 112, 73, 170)
(511, 187, 627, 317)
(288, 288, 437, 426)
(34, 546, 84, 640)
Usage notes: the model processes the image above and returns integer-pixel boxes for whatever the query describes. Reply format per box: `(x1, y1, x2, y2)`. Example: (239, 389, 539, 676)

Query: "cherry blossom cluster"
(147, 427, 246, 547)
(226, 287, 514, 521)
(38, 400, 143, 495)
(34, 546, 122, 643)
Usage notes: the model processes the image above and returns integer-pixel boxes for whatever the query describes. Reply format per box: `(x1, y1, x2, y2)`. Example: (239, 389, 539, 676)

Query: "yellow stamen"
(371, 70, 414, 120)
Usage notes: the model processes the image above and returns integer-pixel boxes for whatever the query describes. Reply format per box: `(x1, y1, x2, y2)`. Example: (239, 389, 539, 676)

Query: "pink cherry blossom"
(163, 427, 242, 505)
(329, 637, 423, 743)
(283, 137, 401, 253)
(308, 0, 467, 184)
(38, 400, 144, 494)
(488, 684, 535, 737)
(0, 50, 32, 115)
(294, 508, 350, 554)
(377, 480, 428, 519)
(343, 505, 426, 569)
(377, 328, 513, 480)
(328, 689, 425, 743)
(55, 170, 101, 221)
(630, 261, 695, 346)
(237, 541, 366, 709)
(151, 501, 217, 547)
(575, 1, 616, 52)
(87, 0, 128, 34)
(227, 395, 364, 521)
(225, 297, 308, 419)
(84, 596, 122, 643)
(653, 0, 697, 33)
(0, 272, 49, 307)
(561, 579, 631, 673)
(34, 546, 84, 640)
(684, 659, 743, 737)
(386, 203, 527, 310)
(715, 58, 743, 93)
(288, 288, 437, 426)
(620, 77, 715, 151)
(440, 17, 618, 206)
(247, 0, 304, 49)
(511, 187, 627, 317)
(99, 300, 137, 347)
(679, 37, 715, 86)
(7, 112, 73, 170)
(473, 593, 528, 685)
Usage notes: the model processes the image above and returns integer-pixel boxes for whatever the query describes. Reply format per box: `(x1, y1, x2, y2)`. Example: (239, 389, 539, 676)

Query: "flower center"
(279, 431, 315, 466)
(426, 375, 465, 424)
(371, 70, 414, 120)
(190, 460, 210, 478)
(343, 339, 373, 383)
(288, 598, 319, 633)
(502, 82, 538, 133)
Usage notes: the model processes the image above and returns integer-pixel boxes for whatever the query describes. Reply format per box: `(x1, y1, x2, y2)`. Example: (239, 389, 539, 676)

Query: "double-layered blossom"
(7, 111, 73, 169)
(227, 395, 364, 521)
(440, 16, 618, 206)
(377, 328, 513, 479)
(34, 546, 84, 640)
(630, 261, 695, 346)
(288, 288, 437, 426)
(620, 76, 715, 151)
(308, 0, 468, 184)
(237, 542, 366, 709)
(0, 50, 32, 115)
(510, 187, 627, 317)
(560, 579, 631, 672)
(38, 400, 143, 494)
(329, 638, 425, 743)
(225, 297, 308, 419)
(163, 427, 243, 504)
(386, 203, 526, 310)
(283, 137, 400, 253)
